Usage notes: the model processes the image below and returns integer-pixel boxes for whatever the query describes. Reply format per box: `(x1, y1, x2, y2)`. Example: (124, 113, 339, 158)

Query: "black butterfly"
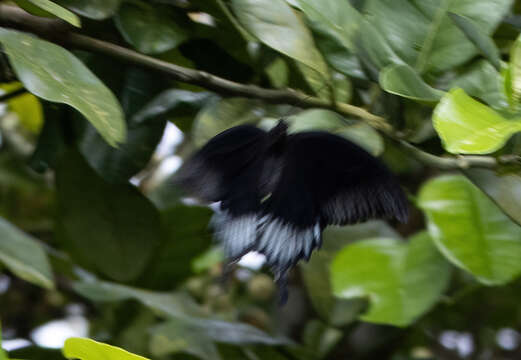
(175, 120, 408, 302)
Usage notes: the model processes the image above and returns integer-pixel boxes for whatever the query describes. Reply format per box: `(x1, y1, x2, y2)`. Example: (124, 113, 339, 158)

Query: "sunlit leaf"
(0, 29, 125, 147)
(380, 63, 444, 102)
(433, 88, 521, 154)
(115, 2, 189, 54)
(0, 217, 54, 289)
(0, 82, 43, 134)
(56, 151, 161, 282)
(54, 0, 121, 20)
(301, 221, 397, 326)
(418, 175, 521, 285)
(448, 13, 501, 71)
(331, 232, 451, 327)
(63, 338, 149, 360)
(232, 0, 329, 80)
(14, 0, 80, 26)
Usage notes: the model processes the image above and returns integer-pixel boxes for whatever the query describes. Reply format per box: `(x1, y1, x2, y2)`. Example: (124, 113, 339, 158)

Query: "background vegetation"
(1, 0, 521, 359)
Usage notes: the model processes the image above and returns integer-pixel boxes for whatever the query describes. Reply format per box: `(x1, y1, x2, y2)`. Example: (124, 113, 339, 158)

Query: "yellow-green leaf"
(62, 338, 149, 360)
(14, 0, 80, 27)
(433, 88, 521, 154)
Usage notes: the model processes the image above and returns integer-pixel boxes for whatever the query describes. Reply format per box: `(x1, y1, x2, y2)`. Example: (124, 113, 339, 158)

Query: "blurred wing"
(256, 131, 408, 275)
(175, 125, 267, 260)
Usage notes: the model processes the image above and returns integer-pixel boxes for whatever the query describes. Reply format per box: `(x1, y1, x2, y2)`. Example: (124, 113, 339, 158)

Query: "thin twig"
(0, 86, 26, 102)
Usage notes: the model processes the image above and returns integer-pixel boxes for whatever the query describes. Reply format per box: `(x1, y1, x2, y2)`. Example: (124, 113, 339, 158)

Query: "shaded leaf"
(331, 232, 451, 327)
(380, 64, 444, 102)
(232, 0, 329, 80)
(0, 217, 54, 289)
(433, 88, 521, 154)
(465, 168, 521, 227)
(132, 89, 216, 126)
(418, 175, 521, 285)
(0, 29, 125, 147)
(63, 338, 149, 360)
(510, 34, 521, 105)
(115, 2, 189, 54)
(364, 0, 512, 74)
(54, 0, 121, 20)
(448, 12, 501, 71)
(56, 151, 161, 282)
(288, 109, 383, 155)
(449, 60, 507, 110)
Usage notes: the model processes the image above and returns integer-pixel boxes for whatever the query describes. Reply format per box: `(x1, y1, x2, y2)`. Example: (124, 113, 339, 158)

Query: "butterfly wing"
(175, 125, 268, 260)
(257, 131, 408, 276)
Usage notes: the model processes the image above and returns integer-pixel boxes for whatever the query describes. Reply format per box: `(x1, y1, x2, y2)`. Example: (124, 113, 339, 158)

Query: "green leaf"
(288, 109, 383, 155)
(142, 204, 213, 289)
(510, 34, 521, 105)
(0, 217, 54, 289)
(0, 29, 125, 147)
(0, 323, 7, 360)
(302, 320, 342, 359)
(364, 0, 512, 74)
(380, 64, 444, 102)
(232, 0, 329, 80)
(62, 338, 149, 360)
(295, 0, 360, 51)
(331, 232, 451, 327)
(54, 0, 121, 20)
(56, 151, 161, 282)
(449, 60, 507, 110)
(73, 278, 290, 345)
(115, 2, 189, 54)
(132, 90, 216, 126)
(448, 12, 501, 71)
(192, 98, 266, 147)
(465, 169, 521, 227)
(433, 88, 521, 154)
(150, 321, 220, 360)
(301, 221, 398, 326)
(418, 175, 521, 285)
(16, 0, 80, 26)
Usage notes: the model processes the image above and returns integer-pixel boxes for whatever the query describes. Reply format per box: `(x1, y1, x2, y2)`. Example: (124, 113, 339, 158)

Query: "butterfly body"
(175, 120, 408, 302)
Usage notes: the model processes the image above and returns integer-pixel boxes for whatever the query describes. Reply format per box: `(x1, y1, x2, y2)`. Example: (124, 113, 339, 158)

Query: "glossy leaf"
(433, 88, 521, 154)
(54, 0, 121, 20)
(418, 175, 521, 285)
(0, 29, 125, 147)
(301, 221, 398, 326)
(448, 12, 501, 71)
(62, 338, 149, 360)
(56, 151, 161, 282)
(465, 169, 521, 227)
(24, 0, 80, 26)
(380, 64, 444, 102)
(364, 0, 512, 74)
(331, 232, 451, 327)
(232, 0, 329, 80)
(0, 217, 54, 289)
(115, 2, 188, 54)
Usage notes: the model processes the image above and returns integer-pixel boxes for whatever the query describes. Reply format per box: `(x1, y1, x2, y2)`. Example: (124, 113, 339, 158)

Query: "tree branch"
(0, 4, 517, 171)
